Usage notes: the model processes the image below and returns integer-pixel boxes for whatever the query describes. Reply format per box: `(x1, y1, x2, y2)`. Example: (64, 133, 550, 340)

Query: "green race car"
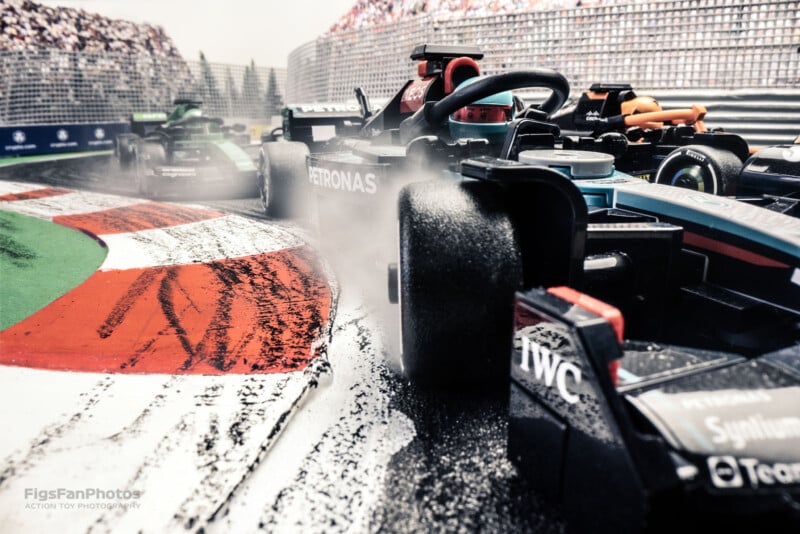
(115, 100, 257, 199)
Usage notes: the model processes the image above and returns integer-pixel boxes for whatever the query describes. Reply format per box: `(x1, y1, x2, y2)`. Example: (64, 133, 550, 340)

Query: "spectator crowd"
(1, 0, 181, 59)
(328, 0, 602, 33)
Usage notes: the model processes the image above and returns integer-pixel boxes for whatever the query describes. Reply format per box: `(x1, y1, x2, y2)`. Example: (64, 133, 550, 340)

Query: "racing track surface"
(0, 157, 566, 533)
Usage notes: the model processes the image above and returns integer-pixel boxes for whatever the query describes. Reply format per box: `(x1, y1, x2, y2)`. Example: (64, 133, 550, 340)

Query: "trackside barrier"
(0, 123, 129, 157)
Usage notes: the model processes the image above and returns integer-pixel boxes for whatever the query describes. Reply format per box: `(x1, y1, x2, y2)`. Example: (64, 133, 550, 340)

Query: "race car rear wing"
(129, 112, 168, 136)
(276, 103, 364, 151)
(409, 44, 483, 62)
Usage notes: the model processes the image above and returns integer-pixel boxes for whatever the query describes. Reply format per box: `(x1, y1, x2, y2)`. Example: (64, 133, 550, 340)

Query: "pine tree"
(198, 51, 220, 114)
(241, 60, 264, 118)
(224, 67, 239, 117)
(264, 68, 284, 117)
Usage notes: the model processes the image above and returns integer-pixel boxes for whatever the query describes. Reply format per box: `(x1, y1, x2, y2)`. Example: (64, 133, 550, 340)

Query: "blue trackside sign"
(0, 123, 130, 157)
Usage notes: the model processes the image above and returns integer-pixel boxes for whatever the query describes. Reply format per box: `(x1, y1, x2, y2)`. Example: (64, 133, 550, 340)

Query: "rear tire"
(136, 143, 166, 199)
(398, 179, 522, 389)
(655, 144, 741, 195)
(115, 134, 139, 169)
(259, 141, 310, 218)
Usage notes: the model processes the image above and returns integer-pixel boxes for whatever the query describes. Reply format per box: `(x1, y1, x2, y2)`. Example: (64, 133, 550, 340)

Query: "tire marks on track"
(0, 180, 340, 533)
(211, 296, 416, 534)
(0, 363, 335, 533)
(97, 214, 303, 270)
(1, 246, 330, 375)
(0, 376, 115, 489)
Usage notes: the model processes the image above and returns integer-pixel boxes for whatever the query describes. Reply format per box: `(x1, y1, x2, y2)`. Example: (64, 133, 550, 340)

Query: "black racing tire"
(654, 144, 741, 196)
(136, 143, 166, 199)
(259, 141, 310, 218)
(398, 179, 523, 389)
(115, 134, 139, 169)
(137, 173, 155, 199)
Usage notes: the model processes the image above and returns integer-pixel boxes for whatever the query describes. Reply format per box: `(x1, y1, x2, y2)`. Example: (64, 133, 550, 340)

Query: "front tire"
(398, 179, 522, 389)
(655, 144, 741, 195)
(259, 141, 310, 218)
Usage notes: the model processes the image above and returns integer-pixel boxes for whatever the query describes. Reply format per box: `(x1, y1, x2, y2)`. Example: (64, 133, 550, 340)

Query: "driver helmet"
(449, 76, 515, 144)
(167, 101, 203, 125)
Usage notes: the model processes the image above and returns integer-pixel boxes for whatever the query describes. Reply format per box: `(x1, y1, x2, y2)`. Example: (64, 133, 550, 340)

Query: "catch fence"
(0, 50, 286, 125)
(286, 0, 800, 103)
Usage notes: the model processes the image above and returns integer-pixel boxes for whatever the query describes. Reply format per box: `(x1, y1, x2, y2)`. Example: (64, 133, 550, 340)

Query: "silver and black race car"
(115, 100, 257, 199)
(256, 44, 570, 221)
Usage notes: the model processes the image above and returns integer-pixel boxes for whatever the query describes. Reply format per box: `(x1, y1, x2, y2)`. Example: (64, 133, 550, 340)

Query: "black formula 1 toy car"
(257, 44, 570, 222)
(306, 45, 572, 273)
(115, 100, 257, 198)
(549, 84, 751, 191)
(392, 150, 800, 531)
(549, 83, 800, 205)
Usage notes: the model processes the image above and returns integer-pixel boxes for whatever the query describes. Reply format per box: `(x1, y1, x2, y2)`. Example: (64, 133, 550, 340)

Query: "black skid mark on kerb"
(119, 337, 157, 371)
(167, 259, 250, 373)
(97, 268, 163, 339)
(155, 269, 205, 371)
(251, 256, 291, 370)
(204, 261, 244, 372)
(212, 258, 260, 365)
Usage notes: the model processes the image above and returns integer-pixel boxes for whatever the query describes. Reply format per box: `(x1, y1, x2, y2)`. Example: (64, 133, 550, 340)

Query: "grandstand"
(0, 0, 180, 57)
(0, 0, 287, 125)
(327, 0, 600, 34)
(291, 0, 799, 101)
(287, 0, 800, 145)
